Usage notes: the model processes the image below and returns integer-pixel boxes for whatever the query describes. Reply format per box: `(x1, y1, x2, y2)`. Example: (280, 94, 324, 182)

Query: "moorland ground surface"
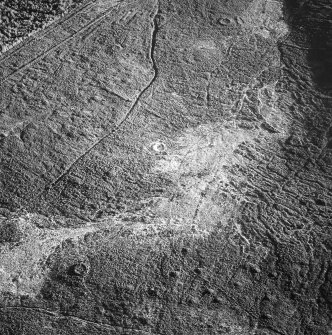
(0, 0, 331, 334)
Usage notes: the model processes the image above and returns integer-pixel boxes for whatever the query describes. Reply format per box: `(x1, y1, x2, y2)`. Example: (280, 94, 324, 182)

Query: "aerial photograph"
(0, 0, 331, 334)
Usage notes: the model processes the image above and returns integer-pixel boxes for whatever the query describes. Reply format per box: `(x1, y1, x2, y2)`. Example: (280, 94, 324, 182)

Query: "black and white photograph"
(0, 0, 331, 334)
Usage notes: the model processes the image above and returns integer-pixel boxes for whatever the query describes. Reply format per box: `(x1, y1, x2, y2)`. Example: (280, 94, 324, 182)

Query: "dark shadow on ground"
(279, 0, 332, 151)
(281, 0, 332, 95)
(277, 1, 332, 333)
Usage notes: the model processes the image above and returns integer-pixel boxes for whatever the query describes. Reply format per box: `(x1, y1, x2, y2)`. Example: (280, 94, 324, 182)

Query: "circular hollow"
(218, 17, 232, 26)
(151, 141, 166, 153)
(69, 262, 90, 276)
